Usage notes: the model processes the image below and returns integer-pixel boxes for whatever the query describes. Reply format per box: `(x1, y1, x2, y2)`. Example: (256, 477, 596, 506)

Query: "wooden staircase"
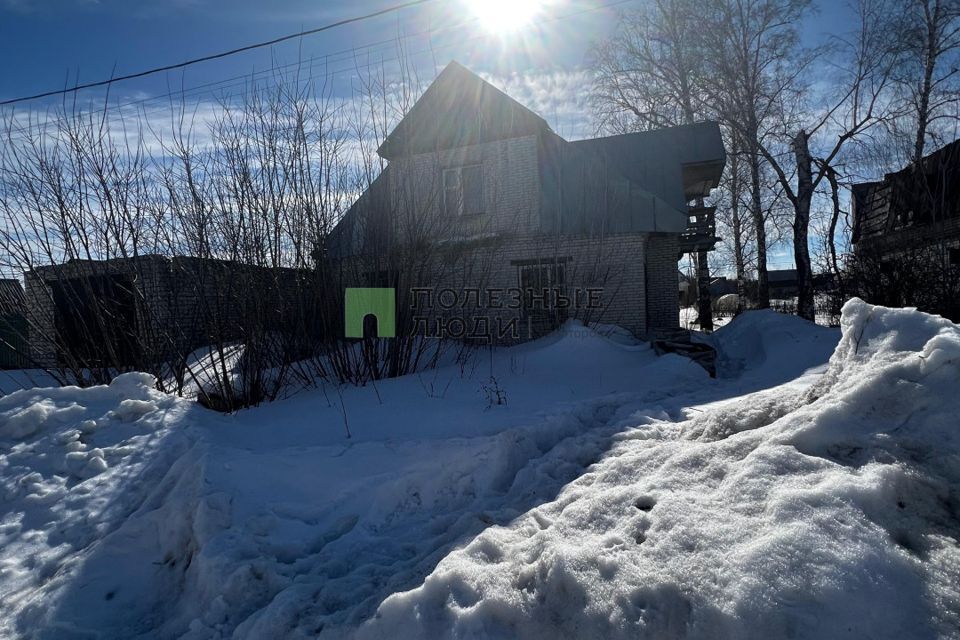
(678, 206, 720, 254)
(652, 328, 717, 378)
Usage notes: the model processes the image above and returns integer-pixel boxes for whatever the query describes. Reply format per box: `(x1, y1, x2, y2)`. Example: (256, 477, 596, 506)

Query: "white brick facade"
(343, 135, 680, 340)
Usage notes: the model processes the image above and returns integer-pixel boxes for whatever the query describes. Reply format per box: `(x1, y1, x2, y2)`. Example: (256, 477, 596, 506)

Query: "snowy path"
(7, 306, 954, 639)
(358, 304, 960, 639)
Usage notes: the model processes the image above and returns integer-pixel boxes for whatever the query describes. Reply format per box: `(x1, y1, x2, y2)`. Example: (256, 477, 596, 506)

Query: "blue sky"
(0, 0, 855, 131)
(0, 1, 619, 119)
(0, 0, 859, 274)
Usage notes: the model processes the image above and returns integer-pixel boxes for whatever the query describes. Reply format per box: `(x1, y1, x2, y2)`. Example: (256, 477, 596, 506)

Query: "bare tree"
(0, 61, 355, 408)
(700, 0, 812, 310)
(589, 0, 705, 133)
(893, 0, 960, 163)
(589, 0, 716, 329)
(713, 129, 750, 305)
(703, 0, 896, 320)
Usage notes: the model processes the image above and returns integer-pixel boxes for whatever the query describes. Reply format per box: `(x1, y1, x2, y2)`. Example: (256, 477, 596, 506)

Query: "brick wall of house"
(387, 135, 541, 240)
(24, 256, 172, 367)
(340, 230, 671, 341)
(448, 232, 651, 339)
(644, 233, 681, 333)
(340, 133, 682, 341)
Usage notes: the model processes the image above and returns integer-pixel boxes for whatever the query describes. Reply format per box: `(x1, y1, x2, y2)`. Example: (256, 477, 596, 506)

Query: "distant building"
(767, 269, 799, 300)
(851, 139, 960, 320)
(24, 256, 314, 369)
(708, 277, 738, 298)
(328, 61, 726, 339)
(852, 140, 960, 256)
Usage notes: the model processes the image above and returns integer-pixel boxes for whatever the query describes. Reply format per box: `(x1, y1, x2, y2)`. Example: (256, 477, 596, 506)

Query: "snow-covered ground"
(1, 300, 957, 639)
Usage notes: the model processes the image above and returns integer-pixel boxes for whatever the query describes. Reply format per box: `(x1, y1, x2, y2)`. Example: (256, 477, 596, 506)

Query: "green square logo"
(345, 288, 396, 338)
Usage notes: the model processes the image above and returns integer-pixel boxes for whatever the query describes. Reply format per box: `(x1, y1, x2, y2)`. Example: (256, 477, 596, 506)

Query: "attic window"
(443, 164, 484, 216)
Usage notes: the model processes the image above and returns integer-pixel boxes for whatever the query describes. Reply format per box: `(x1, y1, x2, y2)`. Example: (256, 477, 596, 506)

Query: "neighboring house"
(708, 277, 739, 298)
(851, 139, 960, 320)
(24, 256, 313, 368)
(328, 61, 725, 340)
(767, 269, 799, 300)
(852, 139, 960, 258)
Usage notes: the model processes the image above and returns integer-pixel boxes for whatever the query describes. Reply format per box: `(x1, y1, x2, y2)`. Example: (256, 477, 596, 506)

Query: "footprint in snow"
(634, 495, 656, 511)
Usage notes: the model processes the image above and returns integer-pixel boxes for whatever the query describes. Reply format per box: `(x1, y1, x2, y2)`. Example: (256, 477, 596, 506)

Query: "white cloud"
(479, 67, 592, 140)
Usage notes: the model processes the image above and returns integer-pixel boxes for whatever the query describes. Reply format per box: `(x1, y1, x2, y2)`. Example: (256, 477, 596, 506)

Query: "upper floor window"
(443, 164, 484, 216)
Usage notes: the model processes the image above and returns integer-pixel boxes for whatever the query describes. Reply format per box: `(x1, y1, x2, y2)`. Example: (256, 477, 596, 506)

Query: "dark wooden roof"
(852, 138, 960, 245)
(850, 181, 889, 243)
(326, 168, 391, 259)
(377, 61, 552, 159)
(538, 131, 692, 236)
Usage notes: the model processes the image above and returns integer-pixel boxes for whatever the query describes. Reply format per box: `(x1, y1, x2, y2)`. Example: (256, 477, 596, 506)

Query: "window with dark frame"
(443, 164, 484, 216)
(517, 259, 568, 335)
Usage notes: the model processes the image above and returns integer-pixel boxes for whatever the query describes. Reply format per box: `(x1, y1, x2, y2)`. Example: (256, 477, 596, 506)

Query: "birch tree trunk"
(729, 136, 746, 311)
(748, 145, 769, 308)
(792, 130, 815, 321)
(913, 0, 944, 164)
(824, 165, 845, 297)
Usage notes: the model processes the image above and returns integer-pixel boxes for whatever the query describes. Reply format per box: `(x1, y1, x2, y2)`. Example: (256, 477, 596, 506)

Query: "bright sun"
(469, 0, 546, 33)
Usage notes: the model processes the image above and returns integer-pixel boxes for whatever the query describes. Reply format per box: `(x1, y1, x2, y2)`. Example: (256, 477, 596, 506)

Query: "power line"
(3, 23, 452, 141)
(2, 0, 633, 144)
(0, 0, 438, 106)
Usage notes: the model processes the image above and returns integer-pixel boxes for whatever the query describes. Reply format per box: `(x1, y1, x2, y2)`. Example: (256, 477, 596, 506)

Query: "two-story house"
(328, 61, 725, 341)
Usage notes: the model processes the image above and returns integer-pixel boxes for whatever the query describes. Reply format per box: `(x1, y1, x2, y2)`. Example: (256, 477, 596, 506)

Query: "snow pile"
(0, 373, 174, 481)
(708, 308, 838, 383)
(357, 299, 960, 639)
(157, 323, 710, 638)
(6, 306, 955, 639)
(0, 321, 711, 639)
(0, 373, 194, 637)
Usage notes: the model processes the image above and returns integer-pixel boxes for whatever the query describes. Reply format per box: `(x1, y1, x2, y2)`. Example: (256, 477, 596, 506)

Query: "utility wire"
(2, 0, 633, 143)
(0, 0, 437, 106)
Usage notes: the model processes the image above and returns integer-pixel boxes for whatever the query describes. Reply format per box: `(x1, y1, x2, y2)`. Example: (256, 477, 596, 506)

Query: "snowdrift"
(1, 304, 955, 639)
(0, 322, 708, 639)
(0, 374, 197, 637)
(707, 307, 838, 382)
(358, 299, 960, 639)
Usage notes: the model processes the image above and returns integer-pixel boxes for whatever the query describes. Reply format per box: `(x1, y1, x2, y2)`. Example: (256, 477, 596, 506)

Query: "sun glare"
(469, 0, 546, 33)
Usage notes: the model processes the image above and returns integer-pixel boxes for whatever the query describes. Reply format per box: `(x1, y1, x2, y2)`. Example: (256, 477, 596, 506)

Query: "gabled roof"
(852, 138, 960, 243)
(377, 61, 552, 159)
(538, 130, 693, 235)
(330, 63, 729, 257)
